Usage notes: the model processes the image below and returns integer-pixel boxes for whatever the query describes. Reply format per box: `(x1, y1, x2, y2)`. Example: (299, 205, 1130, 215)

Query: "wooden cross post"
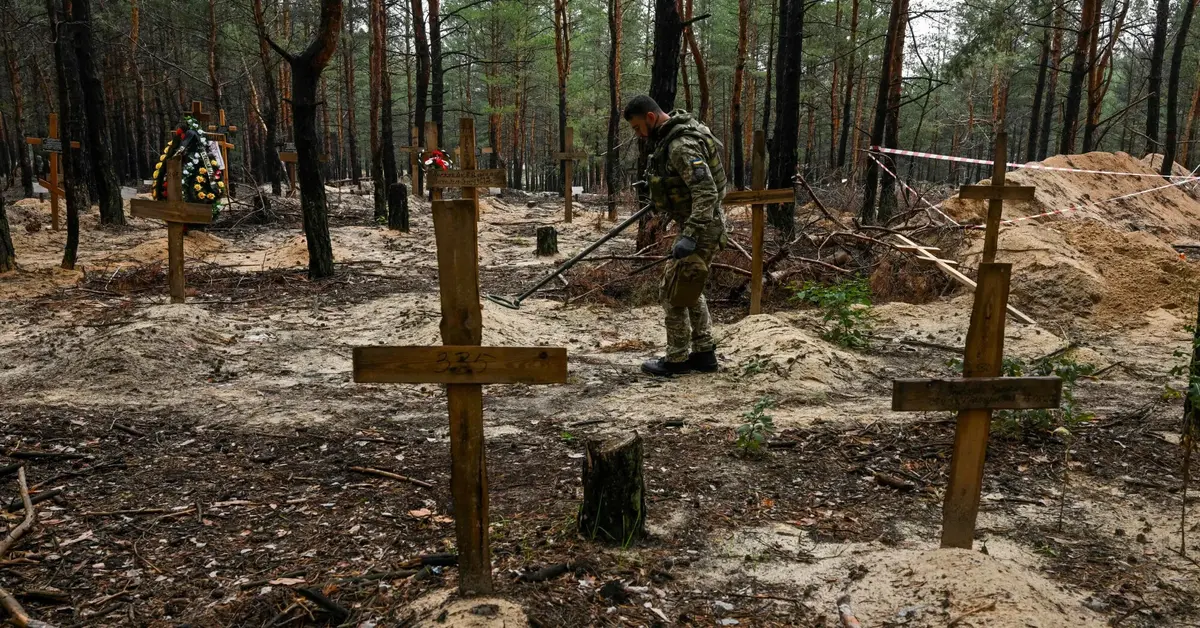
(397, 127, 423, 183)
(189, 100, 211, 126)
(721, 131, 796, 315)
(890, 132, 1060, 549)
(128, 156, 214, 303)
(423, 121, 440, 200)
(554, 127, 588, 223)
(278, 143, 299, 197)
(205, 109, 238, 176)
(24, 113, 80, 231)
(354, 118, 563, 595)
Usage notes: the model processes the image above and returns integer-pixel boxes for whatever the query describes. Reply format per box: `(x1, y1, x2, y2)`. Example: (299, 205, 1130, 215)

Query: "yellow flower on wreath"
(199, 167, 207, 175)
(194, 184, 202, 191)
(196, 176, 206, 183)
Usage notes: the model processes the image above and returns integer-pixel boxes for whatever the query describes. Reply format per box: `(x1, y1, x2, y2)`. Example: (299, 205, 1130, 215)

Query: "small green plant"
(948, 353, 1097, 439)
(792, 276, 875, 349)
(560, 431, 576, 442)
(740, 355, 772, 377)
(736, 396, 777, 456)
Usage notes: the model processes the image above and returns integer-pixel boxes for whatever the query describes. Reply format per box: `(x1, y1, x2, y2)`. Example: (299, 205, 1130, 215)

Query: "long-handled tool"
(485, 202, 655, 309)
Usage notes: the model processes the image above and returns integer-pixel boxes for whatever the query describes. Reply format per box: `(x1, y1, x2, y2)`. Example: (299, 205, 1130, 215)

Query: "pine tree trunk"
(1146, 0, 1171, 155)
(1060, 0, 1097, 154)
(429, 0, 444, 141)
(767, 0, 802, 236)
(131, 0, 151, 182)
(271, 0, 343, 279)
(554, 0, 570, 196)
(208, 0, 222, 111)
(370, 0, 384, 216)
(760, 0, 776, 138)
(683, 0, 710, 123)
(860, 0, 902, 223)
(254, 0, 283, 195)
(411, 0, 430, 190)
(837, 0, 860, 169)
(47, 0, 85, 269)
(1161, 0, 1198, 176)
(2, 29, 33, 198)
(72, 0, 124, 225)
(388, 182, 408, 231)
(731, 0, 749, 189)
(1038, 4, 1063, 160)
(382, 68, 397, 187)
(638, 0, 684, 251)
(578, 433, 646, 545)
(1027, 18, 1050, 162)
(0, 197, 14, 272)
(877, 0, 908, 222)
(606, 0, 622, 217)
(343, 5, 360, 185)
(1185, 68, 1200, 167)
(1084, 0, 1127, 153)
(829, 0, 842, 168)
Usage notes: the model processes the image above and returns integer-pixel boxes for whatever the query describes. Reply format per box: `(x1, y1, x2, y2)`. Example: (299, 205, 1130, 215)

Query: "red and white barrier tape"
(869, 145, 1200, 181)
(865, 153, 960, 226)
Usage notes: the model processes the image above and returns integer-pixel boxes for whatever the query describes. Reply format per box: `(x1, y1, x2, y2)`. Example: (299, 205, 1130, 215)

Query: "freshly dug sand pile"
(121, 230, 227, 264)
(718, 314, 872, 392)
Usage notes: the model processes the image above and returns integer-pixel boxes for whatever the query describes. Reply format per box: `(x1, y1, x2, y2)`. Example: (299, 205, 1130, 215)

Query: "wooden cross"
(188, 100, 211, 126)
(554, 127, 588, 223)
(890, 132, 1060, 549)
(721, 131, 796, 315)
(24, 113, 81, 231)
(353, 117, 567, 595)
(278, 143, 299, 197)
(397, 127, 423, 182)
(128, 155, 214, 303)
(205, 108, 238, 176)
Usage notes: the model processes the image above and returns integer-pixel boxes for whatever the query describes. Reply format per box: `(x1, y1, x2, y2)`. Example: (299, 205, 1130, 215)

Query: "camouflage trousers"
(660, 241, 718, 363)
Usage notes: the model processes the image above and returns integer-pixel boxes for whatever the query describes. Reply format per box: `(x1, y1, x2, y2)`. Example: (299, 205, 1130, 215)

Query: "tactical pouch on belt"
(665, 253, 709, 307)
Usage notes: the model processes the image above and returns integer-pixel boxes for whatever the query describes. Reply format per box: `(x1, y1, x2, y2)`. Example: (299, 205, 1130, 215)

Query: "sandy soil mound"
(0, 304, 235, 393)
(719, 314, 872, 391)
(118, 230, 227, 264)
(405, 589, 528, 627)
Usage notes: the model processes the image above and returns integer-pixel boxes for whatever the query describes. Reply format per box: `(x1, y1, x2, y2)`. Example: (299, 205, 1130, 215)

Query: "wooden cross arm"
(428, 169, 507, 189)
(130, 199, 214, 224)
(278, 152, 298, 163)
(353, 345, 568, 385)
(37, 179, 64, 197)
(25, 137, 40, 145)
(397, 146, 425, 154)
(891, 376, 1062, 412)
(958, 185, 1036, 201)
(722, 188, 797, 206)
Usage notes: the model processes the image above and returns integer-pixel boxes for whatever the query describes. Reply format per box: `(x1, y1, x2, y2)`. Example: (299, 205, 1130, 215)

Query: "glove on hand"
(672, 235, 697, 260)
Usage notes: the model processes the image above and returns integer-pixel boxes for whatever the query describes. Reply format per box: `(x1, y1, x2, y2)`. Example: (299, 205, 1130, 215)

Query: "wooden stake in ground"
(890, 132, 1061, 549)
(722, 130, 795, 315)
(397, 127, 422, 186)
(128, 155, 214, 303)
(23, 113, 80, 232)
(205, 108, 238, 184)
(554, 127, 588, 223)
(353, 118, 563, 596)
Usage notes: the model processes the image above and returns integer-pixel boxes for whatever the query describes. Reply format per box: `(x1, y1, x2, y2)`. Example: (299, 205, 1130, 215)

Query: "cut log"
(578, 432, 646, 545)
(536, 225, 558, 256)
(388, 183, 409, 232)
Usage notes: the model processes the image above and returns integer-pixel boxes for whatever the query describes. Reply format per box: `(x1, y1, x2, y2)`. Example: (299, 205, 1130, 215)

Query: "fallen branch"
(872, 470, 916, 491)
(337, 570, 419, 584)
(0, 463, 25, 480)
(5, 488, 63, 513)
(400, 553, 458, 569)
(796, 175, 849, 231)
(6, 451, 89, 461)
(112, 424, 147, 438)
(79, 508, 171, 517)
(948, 600, 997, 626)
(296, 588, 350, 623)
(836, 594, 862, 628)
(517, 563, 571, 583)
(348, 466, 434, 489)
(0, 587, 58, 628)
(0, 469, 36, 557)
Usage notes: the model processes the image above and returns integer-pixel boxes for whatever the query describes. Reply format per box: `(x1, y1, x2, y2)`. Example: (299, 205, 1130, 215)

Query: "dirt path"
(1, 185, 1198, 626)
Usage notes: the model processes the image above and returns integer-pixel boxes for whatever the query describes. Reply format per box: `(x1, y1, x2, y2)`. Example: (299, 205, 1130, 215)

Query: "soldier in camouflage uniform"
(624, 95, 728, 376)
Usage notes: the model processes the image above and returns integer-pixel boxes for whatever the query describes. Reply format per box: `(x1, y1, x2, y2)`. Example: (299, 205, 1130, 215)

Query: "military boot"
(641, 357, 692, 377)
(686, 350, 719, 373)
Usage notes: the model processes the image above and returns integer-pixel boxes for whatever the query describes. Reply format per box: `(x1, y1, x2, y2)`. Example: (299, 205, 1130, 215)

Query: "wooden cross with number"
(353, 117, 566, 595)
(554, 127, 588, 223)
(205, 108, 238, 177)
(128, 155, 214, 303)
(24, 113, 81, 231)
(890, 132, 1061, 549)
(721, 131, 796, 315)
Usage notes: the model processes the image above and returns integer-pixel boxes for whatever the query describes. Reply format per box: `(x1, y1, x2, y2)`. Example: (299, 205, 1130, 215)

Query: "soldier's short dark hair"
(623, 95, 664, 121)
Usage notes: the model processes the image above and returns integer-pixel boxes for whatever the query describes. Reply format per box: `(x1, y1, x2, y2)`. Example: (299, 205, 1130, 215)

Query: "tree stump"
(536, 225, 558, 256)
(388, 183, 409, 232)
(578, 432, 646, 545)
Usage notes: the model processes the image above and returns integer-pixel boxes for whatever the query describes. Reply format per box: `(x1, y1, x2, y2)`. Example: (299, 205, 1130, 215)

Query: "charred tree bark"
(47, 0, 85, 269)
(0, 198, 14, 272)
(1027, 16, 1051, 163)
(860, 0, 902, 223)
(761, 0, 776, 139)
(578, 433, 646, 545)
(130, 0, 151, 181)
(1147, 0, 1171, 155)
(837, 0, 860, 169)
(2, 25, 33, 198)
(536, 225, 558, 255)
(1059, 0, 1097, 154)
(554, 0, 571, 196)
(767, 0, 803, 236)
(411, 0, 430, 190)
(370, 0, 387, 218)
(731, 0, 749, 189)
(1161, 0, 1198, 176)
(877, 0, 908, 222)
(387, 182, 408, 231)
(254, 0, 283, 195)
(606, 0, 622, 216)
(72, 0, 124, 225)
(267, 0, 343, 279)
(428, 0, 444, 141)
(342, 4, 360, 185)
(637, 0, 685, 251)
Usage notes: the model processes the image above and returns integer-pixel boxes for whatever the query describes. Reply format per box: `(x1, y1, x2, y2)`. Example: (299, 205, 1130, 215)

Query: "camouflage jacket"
(646, 111, 728, 246)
